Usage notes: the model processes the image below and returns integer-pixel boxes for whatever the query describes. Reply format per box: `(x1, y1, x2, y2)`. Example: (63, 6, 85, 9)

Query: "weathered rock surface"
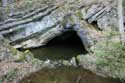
(0, 0, 117, 50)
(0, 35, 50, 83)
(0, 0, 124, 81)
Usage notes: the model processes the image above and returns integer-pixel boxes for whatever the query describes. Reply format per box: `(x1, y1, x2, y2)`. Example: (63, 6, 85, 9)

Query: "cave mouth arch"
(29, 31, 87, 60)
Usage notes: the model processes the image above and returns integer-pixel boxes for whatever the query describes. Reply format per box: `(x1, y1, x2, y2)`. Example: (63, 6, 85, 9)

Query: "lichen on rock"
(77, 32, 125, 79)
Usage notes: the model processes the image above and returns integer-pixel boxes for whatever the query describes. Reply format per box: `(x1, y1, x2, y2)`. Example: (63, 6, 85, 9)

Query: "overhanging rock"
(0, 0, 117, 50)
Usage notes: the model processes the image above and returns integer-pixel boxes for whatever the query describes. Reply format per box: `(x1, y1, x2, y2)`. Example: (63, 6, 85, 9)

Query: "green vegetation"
(31, 58, 42, 64)
(11, 47, 17, 55)
(75, 11, 83, 19)
(0, 68, 18, 82)
(15, 50, 33, 62)
(91, 32, 125, 78)
(15, 49, 42, 65)
(6, 69, 17, 80)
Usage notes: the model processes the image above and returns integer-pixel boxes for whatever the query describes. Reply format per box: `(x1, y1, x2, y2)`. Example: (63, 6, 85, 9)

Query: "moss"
(68, 16, 75, 24)
(10, 47, 17, 55)
(76, 55, 81, 62)
(31, 58, 42, 64)
(24, 50, 31, 54)
(15, 50, 34, 62)
(62, 60, 71, 66)
(95, 59, 109, 66)
(15, 53, 25, 62)
(75, 11, 83, 19)
(91, 32, 125, 79)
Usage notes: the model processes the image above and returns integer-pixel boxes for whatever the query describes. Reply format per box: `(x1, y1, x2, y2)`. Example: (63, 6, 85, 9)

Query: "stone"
(62, 60, 72, 66)
(0, 0, 117, 51)
(70, 57, 77, 67)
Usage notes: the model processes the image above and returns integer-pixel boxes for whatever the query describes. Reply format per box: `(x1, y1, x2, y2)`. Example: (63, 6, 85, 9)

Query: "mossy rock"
(76, 55, 81, 63)
(75, 11, 83, 19)
(31, 58, 42, 64)
(91, 36, 125, 79)
(14, 53, 25, 62)
(10, 47, 17, 55)
(62, 60, 71, 66)
(15, 50, 33, 62)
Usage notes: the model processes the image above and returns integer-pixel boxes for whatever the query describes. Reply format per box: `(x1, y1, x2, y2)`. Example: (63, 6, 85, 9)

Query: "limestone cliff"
(0, 0, 117, 50)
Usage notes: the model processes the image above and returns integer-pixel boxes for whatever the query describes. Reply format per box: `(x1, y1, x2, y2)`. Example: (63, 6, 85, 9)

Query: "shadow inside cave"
(29, 31, 87, 60)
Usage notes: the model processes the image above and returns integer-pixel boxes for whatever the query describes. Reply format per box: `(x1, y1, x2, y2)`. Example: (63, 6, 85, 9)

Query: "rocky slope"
(0, 35, 43, 83)
(1, 0, 124, 81)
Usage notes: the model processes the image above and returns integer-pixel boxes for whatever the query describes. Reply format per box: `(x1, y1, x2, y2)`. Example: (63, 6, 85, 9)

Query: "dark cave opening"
(47, 31, 84, 47)
(29, 31, 87, 60)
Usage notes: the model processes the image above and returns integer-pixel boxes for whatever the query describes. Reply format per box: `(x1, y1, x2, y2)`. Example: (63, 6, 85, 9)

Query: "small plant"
(1, 68, 18, 82)
(6, 68, 17, 80)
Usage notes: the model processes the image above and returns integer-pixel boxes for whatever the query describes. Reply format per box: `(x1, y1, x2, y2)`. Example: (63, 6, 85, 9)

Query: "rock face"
(0, 0, 117, 50)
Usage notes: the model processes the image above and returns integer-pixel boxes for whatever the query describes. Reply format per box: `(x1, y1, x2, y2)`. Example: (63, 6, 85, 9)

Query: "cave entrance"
(29, 31, 87, 60)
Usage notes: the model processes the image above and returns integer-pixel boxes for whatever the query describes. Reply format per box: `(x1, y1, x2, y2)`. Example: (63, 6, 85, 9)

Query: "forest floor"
(0, 60, 42, 83)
